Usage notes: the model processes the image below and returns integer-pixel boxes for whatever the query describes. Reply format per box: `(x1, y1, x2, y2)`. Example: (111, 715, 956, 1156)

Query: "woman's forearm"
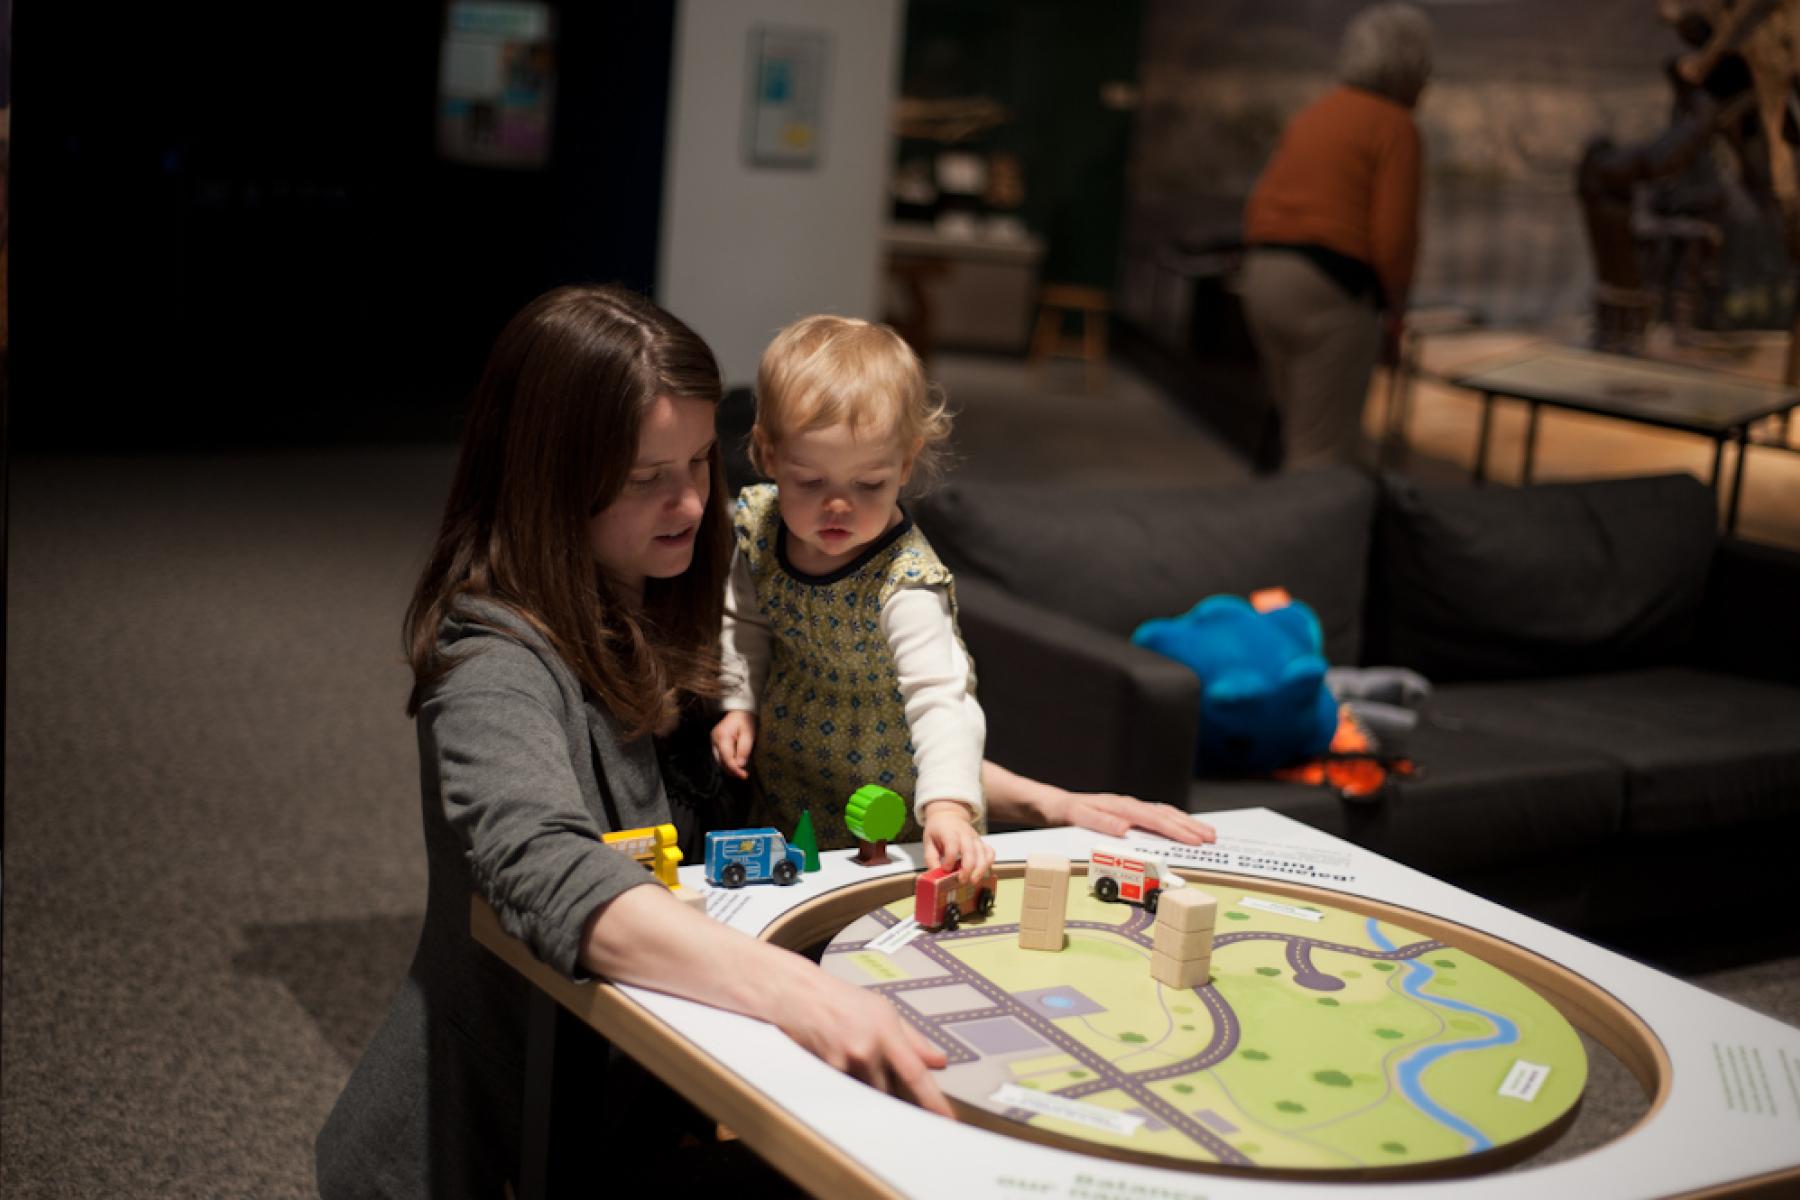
(578, 882, 809, 1021)
(980, 760, 1217, 845)
(980, 759, 1065, 826)
(576, 879, 956, 1116)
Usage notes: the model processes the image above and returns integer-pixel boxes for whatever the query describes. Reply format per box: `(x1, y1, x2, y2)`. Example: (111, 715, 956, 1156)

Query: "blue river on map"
(1366, 917, 1519, 1151)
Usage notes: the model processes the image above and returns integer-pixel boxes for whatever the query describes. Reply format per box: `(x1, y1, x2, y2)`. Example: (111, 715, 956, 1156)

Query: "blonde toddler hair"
(750, 315, 953, 491)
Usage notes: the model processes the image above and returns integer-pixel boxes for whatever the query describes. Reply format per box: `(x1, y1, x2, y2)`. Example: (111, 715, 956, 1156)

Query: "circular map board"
(820, 872, 1587, 1176)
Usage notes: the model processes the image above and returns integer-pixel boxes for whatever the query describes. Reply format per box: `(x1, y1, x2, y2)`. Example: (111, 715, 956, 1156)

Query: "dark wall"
(13, 0, 675, 448)
(901, 0, 1142, 288)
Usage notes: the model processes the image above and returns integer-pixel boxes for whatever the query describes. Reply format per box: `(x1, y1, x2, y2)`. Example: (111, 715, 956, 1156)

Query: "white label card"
(707, 888, 752, 927)
(1499, 1059, 1551, 1101)
(990, 1084, 1146, 1136)
(1238, 896, 1323, 922)
(866, 917, 925, 956)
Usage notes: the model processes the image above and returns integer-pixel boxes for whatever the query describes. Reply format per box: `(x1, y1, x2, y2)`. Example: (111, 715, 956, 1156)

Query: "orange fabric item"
(1243, 86, 1422, 312)
(1272, 703, 1415, 800)
(1249, 587, 1292, 612)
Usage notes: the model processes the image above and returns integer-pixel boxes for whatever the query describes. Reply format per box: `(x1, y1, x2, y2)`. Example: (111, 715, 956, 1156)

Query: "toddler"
(712, 315, 991, 880)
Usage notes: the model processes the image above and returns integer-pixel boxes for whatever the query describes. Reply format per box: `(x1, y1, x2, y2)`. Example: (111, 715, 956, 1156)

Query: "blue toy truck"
(705, 828, 806, 888)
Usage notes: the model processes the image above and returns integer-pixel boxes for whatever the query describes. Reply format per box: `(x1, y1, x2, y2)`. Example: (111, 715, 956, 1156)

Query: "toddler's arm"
(884, 586, 990, 878)
(921, 799, 996, 882)
(714, 550, 769, 776)
(711, 711, 757, 780)
(719, 549, 770, 712)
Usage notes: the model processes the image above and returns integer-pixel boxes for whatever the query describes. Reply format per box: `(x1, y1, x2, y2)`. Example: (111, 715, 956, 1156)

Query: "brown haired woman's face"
(588, 394, 716, 598)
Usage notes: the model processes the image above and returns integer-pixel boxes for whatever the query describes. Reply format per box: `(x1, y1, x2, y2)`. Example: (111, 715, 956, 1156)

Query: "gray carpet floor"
(2, 356, 1795, 1197)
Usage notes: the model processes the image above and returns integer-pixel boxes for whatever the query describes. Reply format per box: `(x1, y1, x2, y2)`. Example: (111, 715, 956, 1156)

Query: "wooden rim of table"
(763, 862, 1672, 1183)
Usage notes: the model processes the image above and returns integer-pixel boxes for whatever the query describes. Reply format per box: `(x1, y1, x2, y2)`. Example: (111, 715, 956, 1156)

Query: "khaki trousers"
(1238, 248, 1382, 470)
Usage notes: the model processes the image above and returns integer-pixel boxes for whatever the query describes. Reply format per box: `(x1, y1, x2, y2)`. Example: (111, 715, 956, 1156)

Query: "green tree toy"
(844, 784, 906, 867)
(791, 809, 821, 872)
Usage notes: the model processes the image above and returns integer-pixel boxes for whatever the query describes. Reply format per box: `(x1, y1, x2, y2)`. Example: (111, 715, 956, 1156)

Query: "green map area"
(822, 877, 1587, 1171)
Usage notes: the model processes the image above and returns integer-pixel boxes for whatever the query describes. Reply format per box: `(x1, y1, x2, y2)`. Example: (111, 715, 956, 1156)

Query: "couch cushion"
(1367, 473, 1716, 681)
(918, 467, 1378, 665)
(1431, 668, 1800, 834)
(1188, 717, 1626, 878)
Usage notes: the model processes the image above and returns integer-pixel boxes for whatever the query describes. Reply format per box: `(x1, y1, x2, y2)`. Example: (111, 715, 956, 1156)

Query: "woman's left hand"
(1050, 790, 1217, 845)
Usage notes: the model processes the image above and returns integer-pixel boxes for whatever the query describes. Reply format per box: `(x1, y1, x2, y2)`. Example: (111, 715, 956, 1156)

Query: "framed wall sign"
(745, 26, 829, 168)
(437, 0, 556, 169)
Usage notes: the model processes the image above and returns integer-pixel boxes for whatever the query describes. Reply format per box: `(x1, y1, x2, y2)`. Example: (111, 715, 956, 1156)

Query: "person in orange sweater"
(1241, 3, 1431, 470)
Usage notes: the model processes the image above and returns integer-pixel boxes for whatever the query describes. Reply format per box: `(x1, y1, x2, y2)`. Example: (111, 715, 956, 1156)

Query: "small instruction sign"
(1238, 896, 1323, 922)
(707, 888, 752, 927)
(866, 916, 925, 956)
(991, 1084, 1146, 1136)
(1152, 834, 1356, 885)
(1499, 1059, 1551, 1102)
(1713, 1041, 1782, 1115)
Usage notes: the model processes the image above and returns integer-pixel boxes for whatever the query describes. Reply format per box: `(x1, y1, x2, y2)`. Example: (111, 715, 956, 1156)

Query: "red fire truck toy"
(1088, 842, 1185, 914)
(914, 866, 995, 931)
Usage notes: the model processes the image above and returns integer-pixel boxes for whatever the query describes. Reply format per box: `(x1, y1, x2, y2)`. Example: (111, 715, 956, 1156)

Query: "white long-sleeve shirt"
(720, 548, 986, 824)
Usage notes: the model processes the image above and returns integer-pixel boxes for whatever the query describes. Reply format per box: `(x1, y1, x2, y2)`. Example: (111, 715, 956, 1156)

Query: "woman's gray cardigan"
(316, 600, 674, 1199)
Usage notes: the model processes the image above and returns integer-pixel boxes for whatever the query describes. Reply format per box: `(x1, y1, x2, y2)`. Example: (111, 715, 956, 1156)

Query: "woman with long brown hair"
(315, 285, 954, 1198)
(316, 283, 1215, 1198)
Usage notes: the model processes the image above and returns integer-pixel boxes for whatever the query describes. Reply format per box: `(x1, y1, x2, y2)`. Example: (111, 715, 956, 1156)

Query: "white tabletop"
(619, 809, 1800, 1197)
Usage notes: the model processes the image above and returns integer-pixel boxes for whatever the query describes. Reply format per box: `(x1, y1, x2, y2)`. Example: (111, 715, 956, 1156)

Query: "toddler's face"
(768, 423, 915, 575)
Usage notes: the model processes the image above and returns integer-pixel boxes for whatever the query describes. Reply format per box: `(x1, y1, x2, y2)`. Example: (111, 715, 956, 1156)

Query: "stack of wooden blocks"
(1018, 853, 1070, 952)
(1151, 888, 1217, 988)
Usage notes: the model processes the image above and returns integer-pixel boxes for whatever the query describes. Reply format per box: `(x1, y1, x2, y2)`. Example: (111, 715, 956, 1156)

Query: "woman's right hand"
(583, 885, 954, 1118)
(710, 710, 758, 780)
(767, 956, 955, 1117)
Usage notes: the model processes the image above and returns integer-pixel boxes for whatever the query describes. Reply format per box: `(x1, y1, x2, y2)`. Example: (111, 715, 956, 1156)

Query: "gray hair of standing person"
(1339, 2, 1433, 106)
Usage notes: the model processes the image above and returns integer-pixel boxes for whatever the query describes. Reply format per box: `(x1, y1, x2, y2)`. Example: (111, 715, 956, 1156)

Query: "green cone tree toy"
(791, 809, 821, 872)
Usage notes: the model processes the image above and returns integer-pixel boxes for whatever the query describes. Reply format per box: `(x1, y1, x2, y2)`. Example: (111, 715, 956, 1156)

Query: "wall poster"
(437, 0, 556, 169)
(745, 26, 829, 169)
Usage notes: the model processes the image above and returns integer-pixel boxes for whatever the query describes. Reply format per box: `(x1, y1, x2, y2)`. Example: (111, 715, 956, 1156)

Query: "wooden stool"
(883, 253, 948, 363)
(1030, 283, 1109, 391)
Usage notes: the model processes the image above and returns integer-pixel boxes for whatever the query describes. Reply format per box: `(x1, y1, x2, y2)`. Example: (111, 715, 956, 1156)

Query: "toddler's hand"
(711, 711, 757, 780)
(921, 801, 994, 884)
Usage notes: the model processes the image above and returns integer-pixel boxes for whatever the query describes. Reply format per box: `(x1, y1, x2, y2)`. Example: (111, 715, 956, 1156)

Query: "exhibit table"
(1449, 346, 1800, 530)
(474, 809, 1800, 1198)
(881, 221, 1044, 354)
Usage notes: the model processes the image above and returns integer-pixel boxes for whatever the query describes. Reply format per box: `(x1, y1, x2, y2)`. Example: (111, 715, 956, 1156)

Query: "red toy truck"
(914, 866, 995, 931)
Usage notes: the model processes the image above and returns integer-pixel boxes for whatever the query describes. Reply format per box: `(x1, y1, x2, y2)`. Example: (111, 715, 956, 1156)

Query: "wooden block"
(1025, 853, 1071, 887)
(1022, 882, 1054, 912)
(1153, 921, 1215, 960)
(1151, 948, 1210, 989)
(1156, 888, 1217, 932)
(1019, 927, 1064, 952)
(1023, 871, 1069, 908)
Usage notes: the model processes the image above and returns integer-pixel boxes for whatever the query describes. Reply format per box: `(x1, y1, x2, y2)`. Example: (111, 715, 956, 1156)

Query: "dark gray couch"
(916, 467, 1800, 936)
